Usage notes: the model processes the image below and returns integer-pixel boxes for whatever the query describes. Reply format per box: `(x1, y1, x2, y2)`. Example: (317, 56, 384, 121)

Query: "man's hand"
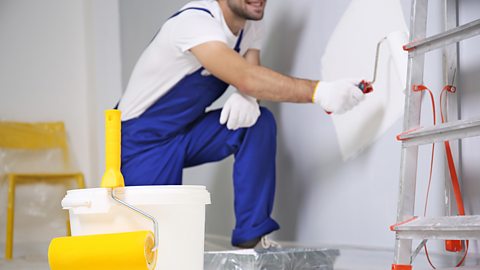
(313, 79, 365, 114)
(220, 91, 260, 130)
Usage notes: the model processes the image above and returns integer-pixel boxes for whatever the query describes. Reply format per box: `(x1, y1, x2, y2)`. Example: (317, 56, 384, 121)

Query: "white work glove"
(313, 79, 366, 114)
(220, 91, 260, 130)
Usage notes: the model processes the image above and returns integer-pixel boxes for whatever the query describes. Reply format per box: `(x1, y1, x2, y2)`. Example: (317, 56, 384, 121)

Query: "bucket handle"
(111, 188, 159, 252)
(62, 199, 91, 209)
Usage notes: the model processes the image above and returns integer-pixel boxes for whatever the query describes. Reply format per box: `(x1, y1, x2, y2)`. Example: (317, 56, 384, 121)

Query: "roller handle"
(101, 109, 125, 188)
(326, 80, 373, 115)
(358, 80, 374, 94)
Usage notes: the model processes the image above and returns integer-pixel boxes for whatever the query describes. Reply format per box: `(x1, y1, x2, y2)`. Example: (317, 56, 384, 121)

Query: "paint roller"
(325, 31, 407, 115)
(48, 110, 158, 270)
(360, 30, 409, 92)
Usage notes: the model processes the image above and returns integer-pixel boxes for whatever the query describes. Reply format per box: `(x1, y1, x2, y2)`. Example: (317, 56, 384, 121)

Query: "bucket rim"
(66, 185, 208, 193)
(64, 185, 211, 206)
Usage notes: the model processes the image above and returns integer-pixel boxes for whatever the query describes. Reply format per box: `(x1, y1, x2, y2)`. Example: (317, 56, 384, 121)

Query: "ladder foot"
(392, 264, 412, 270)
(445, 239, 463, 252)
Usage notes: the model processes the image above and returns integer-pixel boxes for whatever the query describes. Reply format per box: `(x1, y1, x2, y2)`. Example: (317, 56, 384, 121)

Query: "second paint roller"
(48, 110, 158, 270)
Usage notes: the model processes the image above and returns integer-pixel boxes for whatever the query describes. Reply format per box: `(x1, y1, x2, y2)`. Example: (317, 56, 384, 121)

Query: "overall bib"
(121, 7, 279, 245)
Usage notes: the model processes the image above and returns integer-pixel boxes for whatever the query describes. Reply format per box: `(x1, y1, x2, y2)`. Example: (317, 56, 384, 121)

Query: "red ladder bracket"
(390, 216, 418, 231)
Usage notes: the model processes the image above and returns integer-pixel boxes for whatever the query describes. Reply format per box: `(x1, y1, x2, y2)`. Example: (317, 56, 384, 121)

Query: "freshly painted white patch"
(321, 0, 408, 160)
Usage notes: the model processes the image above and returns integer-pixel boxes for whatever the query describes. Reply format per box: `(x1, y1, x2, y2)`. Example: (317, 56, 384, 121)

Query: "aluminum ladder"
(390, 0, 480, 269)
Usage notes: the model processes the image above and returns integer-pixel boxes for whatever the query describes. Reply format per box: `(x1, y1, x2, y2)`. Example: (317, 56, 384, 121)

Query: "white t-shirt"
(118, 0, 264, 121)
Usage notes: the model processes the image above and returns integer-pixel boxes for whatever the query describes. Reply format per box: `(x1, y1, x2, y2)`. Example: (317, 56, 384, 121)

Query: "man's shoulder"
(166, 0, 223, 32)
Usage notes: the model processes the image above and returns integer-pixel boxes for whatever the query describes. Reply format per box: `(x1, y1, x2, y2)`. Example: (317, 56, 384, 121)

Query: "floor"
(0, 242, 50, 270)
(333, 246, 479, 270)
(1, 242, 480, 269)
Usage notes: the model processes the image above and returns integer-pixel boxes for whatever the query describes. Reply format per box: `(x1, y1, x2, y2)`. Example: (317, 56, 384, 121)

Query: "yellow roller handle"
(101, 109, 125, 188)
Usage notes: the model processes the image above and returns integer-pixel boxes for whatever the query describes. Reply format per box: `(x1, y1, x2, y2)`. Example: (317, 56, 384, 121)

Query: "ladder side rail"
(442, 0, 461, 218)
(393, 0, 429, 266)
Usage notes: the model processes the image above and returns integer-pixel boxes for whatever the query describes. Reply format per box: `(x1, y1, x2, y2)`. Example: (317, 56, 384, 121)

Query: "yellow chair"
(0, 121, 85, 260)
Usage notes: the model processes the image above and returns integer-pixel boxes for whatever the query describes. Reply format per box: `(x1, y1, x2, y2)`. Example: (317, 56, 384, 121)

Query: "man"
(118, 0, 365, 248)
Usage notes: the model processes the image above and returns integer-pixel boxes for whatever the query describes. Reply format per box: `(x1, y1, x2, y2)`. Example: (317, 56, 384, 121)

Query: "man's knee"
(255, 107, 276, 132)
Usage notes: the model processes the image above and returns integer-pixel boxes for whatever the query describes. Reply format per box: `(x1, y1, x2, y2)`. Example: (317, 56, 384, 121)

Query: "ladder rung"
(392, 216, 480, 240)
(404, 19, 480, 56)
(398, 118, 480, 147)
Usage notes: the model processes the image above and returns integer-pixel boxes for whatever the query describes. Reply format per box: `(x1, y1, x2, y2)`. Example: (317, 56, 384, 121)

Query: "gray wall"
(459, 1, 480, 220)
(119, 1, 179, 88)
(118, 0, 480, 256)
(0, 0, 122, 246)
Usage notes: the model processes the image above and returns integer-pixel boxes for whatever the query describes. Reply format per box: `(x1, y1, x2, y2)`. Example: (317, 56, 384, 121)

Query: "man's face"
(227, 0, 267, 21)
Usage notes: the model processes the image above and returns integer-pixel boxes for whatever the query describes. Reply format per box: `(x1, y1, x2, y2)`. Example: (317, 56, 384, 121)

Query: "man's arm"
(190, 41, 316, 103)
(218, 48, 261, 130)
(244, 48, 261, 66)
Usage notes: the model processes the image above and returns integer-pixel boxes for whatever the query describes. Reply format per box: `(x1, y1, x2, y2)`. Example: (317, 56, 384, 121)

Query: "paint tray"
(204, 247, 340, 270)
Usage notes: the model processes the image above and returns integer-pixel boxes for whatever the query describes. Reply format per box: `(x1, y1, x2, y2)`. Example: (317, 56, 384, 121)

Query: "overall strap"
(169, 7, 214, 19)
(234, 30, 244, 52)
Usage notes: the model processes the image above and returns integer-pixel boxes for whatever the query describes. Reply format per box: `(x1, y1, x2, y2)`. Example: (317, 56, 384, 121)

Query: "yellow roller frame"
(48, 110, 158, 270)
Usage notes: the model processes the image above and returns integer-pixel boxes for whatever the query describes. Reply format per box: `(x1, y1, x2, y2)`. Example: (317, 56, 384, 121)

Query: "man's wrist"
(312, 80, 320, 104)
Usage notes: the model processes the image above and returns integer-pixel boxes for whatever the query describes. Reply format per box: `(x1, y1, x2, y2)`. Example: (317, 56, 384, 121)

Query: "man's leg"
(184, 107, 280, 246)
(121, 136, 185, 186)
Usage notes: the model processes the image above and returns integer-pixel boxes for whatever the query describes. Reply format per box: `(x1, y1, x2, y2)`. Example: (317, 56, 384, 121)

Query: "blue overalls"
(121, 7, 279, 246)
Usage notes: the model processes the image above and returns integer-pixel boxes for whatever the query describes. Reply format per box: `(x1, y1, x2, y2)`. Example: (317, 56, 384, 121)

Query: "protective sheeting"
(0, 122, 80, 244)
(6, 242, 479, 270)
(321, 0, 408, 160)
(3, 241, 340, 270)
(204, 248, 339, 270)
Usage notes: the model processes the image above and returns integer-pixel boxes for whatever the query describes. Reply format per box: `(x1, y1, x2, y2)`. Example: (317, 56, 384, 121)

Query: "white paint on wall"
(261, 0, 406, 248)
(321, 0, 408, 161)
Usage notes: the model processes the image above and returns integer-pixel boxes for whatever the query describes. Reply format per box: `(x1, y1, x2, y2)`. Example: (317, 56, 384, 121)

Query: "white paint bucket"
(61, 185, 211, 270)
